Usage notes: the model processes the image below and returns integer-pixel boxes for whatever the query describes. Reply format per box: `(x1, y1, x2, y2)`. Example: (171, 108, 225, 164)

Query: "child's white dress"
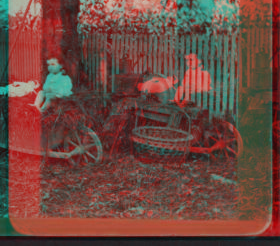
(43, 72, 72, 98)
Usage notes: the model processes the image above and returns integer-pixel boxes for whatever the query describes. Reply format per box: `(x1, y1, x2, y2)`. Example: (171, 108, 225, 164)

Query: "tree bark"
(42, 0, 82, 89)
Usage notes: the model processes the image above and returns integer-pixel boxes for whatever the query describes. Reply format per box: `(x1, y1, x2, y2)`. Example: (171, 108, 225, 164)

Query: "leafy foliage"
(9, 10, 42, 32)
(78, 0, 241, 35)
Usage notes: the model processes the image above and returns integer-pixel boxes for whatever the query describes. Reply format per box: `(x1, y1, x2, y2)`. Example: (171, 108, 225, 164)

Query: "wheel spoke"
(226, 138, 237, 144)
(226, 146, 237, 155)
(86, 151, 97, 161)
(68, 139, 78, 147)
(68, 157, 77, 166)
(214, 127, 222, 140)
(209, 135, 219, 142)
(83, 154, 89, 164)
(224, 148, 229, 159)
(74, 131, 82, 146)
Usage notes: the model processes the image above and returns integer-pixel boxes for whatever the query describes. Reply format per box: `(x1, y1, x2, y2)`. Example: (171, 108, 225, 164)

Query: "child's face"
(47, 58, 62, 74)
(186, 58, 199, 69)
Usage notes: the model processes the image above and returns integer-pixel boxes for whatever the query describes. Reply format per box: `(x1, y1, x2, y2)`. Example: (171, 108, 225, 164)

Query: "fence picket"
(104, 33, 107, 95)
(265, 28, 268, 53)
(247, 29, 251, 87)
(153, 35, 157, 74)
(169, 33, 173, 77)
(116, 34, 120, 75)
(229, 32, 236, 112)
(256, 27, 259, 53)
(112, 34, 116, 92)
(209, 35, 215, 119)
(125, 34, 129, 58)
(97, 34, 101, 91)
(164, 34, 168, 76)
(139, 34, 143, 74)
(92, 33, 96, 90)
(129, 34, 133, 61)
(174, 34, 179, 91)
(179, 35, 184, 89)
(203, 35, 209, 110)
(222, 34, 229, 114)
(197, 35, 203, 107)
(251, 28, 255, 70)
(215, 35, 222, 117)
(236, 32, 241, 125)
(185, 35, 190, 101)
(149, 35, 153, 73)
(143, 34, 148, 72)
(191, 34, 197, 102)
(135, 34, 139, 73)
(84, 34, 88, 78)
(158, 35, 163, 75)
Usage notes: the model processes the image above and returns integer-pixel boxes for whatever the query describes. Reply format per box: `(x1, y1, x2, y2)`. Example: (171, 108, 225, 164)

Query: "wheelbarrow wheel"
(64, 126, 103, 166)
(204, 120, 243, 163)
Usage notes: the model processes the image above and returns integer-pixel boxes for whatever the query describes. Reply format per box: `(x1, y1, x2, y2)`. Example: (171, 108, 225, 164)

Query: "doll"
(0, 80, 39, 97)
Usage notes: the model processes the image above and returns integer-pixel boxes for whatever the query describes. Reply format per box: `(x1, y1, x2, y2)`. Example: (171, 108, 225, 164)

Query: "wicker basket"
(132, 126, 193, 164)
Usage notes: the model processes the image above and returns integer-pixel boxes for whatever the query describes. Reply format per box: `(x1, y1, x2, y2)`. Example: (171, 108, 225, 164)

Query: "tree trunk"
(42, 0, 83, 89)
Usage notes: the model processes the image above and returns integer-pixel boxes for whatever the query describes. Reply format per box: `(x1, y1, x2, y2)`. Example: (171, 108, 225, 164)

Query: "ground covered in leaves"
(1, 147, 272, 221)
(39, 153, 238, 220)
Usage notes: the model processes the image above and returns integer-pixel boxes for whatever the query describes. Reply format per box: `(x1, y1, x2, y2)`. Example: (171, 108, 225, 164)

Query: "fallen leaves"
(38, 153, 240, 220)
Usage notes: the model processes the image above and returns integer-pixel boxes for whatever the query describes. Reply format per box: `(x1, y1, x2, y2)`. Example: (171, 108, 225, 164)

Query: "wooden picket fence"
(81, 32, 240, 119)
(0, 27, 272, 120)
(0, 29, 41, 85)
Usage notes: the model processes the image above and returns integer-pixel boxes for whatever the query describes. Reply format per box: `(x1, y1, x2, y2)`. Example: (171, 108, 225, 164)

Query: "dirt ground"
(1, 146, 271, 221)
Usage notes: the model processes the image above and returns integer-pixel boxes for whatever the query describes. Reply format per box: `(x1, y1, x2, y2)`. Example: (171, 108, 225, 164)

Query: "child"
(172, 54, 213, 106)
(30, 57, 73, 112)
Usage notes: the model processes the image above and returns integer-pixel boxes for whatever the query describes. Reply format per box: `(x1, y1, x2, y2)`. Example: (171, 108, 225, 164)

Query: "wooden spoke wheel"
(64, 126, 103, 166)
(204, 120, 243, 162)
